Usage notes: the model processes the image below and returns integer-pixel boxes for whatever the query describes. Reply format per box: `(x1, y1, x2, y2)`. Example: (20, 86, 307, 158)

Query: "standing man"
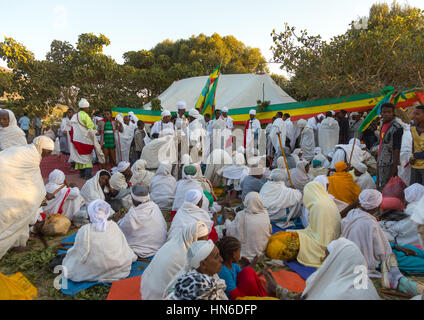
(220, 107, 234, 154)
(69, 98, 97, 180)
(336, 110, 349, 145)
(377, 103, 403, 189)
(175, 101, 188, 131)
(97, 109, 123, 171)
(244, 109, 262, 154)
(268, 112, 286, 156)
(150, 110, 175, 138)
(409, 105, 424, 185)
(283, 113, 296, 151)
(115, 114, 137, 163)
(18, 113, 30, 140)
(33, 116, 42, 137)
(133, 120, 147, 162)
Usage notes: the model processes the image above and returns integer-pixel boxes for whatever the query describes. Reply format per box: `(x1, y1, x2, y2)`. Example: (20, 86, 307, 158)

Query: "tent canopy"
(143, 73, 296, 111)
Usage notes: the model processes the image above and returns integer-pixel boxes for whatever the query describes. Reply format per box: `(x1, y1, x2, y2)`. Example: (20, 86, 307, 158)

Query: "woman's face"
(232, 247, 241, 263)
(199, 246, 223, 276)
(99, 174, 110, 187)
(0, 113, 9, 127)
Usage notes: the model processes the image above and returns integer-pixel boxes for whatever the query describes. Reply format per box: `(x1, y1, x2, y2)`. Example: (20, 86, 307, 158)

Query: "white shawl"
(141, 135, 177, 169)
(130, 160, 155, 187)
(140, 221, 207, 300)
(341, 208, 392, 278)
(0, 109, 27, 151)
(302, 238, 380, 300)
(69, 112, 95, 165)
(149, 162, 177, 210)
(290, 161, 313, 192)
(118, 201, 167, 258)
(80, 170, 108, 204)
(172, 179, 203, 212)
(354, 172, 377, 191)
(317, 117, 340, 155)
(0, 143, 46, 259)
(62, 221, 137, 283)
(300, 125, 315, 161)
(270, 118, 287, 153)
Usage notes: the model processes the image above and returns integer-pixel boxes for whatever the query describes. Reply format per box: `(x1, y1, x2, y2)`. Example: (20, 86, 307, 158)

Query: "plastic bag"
(0, 272, 37, 300)
(382, 176, 407, 201)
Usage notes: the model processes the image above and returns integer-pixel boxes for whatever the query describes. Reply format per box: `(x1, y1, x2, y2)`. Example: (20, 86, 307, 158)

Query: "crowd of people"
(1, 98, 424, 300)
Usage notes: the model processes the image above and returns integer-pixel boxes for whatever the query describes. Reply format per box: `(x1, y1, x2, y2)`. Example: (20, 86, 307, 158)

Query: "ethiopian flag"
(357, 86, 406, 133)
(196, 65, 220, 114)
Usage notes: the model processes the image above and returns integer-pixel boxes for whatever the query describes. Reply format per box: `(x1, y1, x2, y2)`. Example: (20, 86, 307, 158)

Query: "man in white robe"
(59, 108, 74, 155)
(283, 113, 297, 151)
(308, 114, 325, 146)
(115, 114, 136, 163)
(353, 162, 376, 191)
(297, 119, 315, 161)
(268, 112, 286, 156)
(118, 185, 167, 258)
(150, 110, 175, 137)
(175, 101, 189, 131)
(220, 107, 233, 154)
(0, 109, 27, 151)
(318, 112, 340, 155)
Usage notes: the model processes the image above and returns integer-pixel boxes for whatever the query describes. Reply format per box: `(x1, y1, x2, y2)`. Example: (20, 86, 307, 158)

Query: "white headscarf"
(117, 161, 130, 172)
(185, 189, 203, 205)
(188, 109, 202, 119)
(87, 199, 112, 232)
(297, 119, 307, 129)
(161, 110, 171, 118)
(244, 191, 268, 215)
(33, 135, 55, 155)
(177, 101, 186, 110)
(405, 183, 424, 204)
(156, 161, 172, 176)
(78, 98, 90, 109)
(358, 189, 382, 210)
(48, 169, 65, 186)
(222, 107, 228, 113)
(0, 109, 27, 150)
(290, 160, 313, 191)
(249, 109, 256, 115)
(354, 162, 368, 174)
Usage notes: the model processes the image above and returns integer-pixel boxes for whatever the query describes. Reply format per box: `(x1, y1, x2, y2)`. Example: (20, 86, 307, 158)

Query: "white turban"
(318, 113, 325, 120)
(297, 119, 307, 129)
(222, 107, 228, 113)
(349, 138, 361, 145)
(48, 169, 65, 185)
(33, 135, 55, 155)
(405, 183, 424, 203)
(188, 109, 201, 118)
(249, 109, 256, 115)
(186, 240, 215, 269)
(131, 185, 150, 203)
(270, 169, 286, 182)
(161, 110, 171, 118)
(87, 199, 112, 232)
(116, 161, 130, 173)
(330, 110, 336, 116)
(185, 189, 203, 205)
(177, 101, 187, 110)
(354, 162, 367, 174)
(359, 189, 383, 210)
(277, 156, 286, 169)
(326, 149, 335, 158)
(197, 222, 209, 238)
(132, 159, 147, 173)
(78, 98, 90, 109)
(314, 175, 329, 190)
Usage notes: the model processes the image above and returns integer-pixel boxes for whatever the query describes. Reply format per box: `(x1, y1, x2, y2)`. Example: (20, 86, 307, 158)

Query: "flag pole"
(277, 132, 294, 188)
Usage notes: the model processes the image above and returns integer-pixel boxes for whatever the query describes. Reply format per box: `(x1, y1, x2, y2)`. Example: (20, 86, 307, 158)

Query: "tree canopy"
(0, 32, 268, 117)
(271, 1, 424, 101)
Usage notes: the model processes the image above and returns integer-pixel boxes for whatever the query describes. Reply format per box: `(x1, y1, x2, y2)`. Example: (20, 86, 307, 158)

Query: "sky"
(1, 0, 423, 75)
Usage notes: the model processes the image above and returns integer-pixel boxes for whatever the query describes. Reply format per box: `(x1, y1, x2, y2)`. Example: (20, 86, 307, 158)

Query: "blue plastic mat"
(58, 234, 152, 296)
(271, 217, 304, 235)
(284, 260, 317, 280)
(390, 243, 424, 275)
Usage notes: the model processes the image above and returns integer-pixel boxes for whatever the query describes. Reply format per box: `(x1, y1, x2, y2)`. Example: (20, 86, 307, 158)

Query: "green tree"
(270, 1, 424, 100)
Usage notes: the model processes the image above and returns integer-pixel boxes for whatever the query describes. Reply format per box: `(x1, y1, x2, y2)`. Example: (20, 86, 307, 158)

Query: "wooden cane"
(348, 132, 357, 169)
(378, 289, 413, 299)
(41, 184, 67, 206)
(137, 258, 151, 264)
(277, 132, 294, 188)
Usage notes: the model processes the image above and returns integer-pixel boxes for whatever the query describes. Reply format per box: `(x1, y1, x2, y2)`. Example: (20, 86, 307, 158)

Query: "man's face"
(283, 115, 288, 121)
(138, 122, 144, 130)
(222, 112, 227, 117)
(0, 113, 9, 128)
(249, 114, 255, 120)
(67, 110, 74, 119)
(178, 109, 185, 117)
(413, 108, 424, 124)
(124, 116, 130, 125)
(215, 110, 221, 118)
(354, 169, 363, 177)
(99, 175, 109, 187)
(163, 115, 171, 123)
(204, 116, 210, 123)
(381, 107, 394, 123)
(104, 111, 111, 120)
(41, 149, 52, 158)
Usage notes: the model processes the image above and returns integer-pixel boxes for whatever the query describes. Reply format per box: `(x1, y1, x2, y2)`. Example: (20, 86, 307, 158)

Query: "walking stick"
(277, 132, 294, 188)
(348, 133, 357, 169)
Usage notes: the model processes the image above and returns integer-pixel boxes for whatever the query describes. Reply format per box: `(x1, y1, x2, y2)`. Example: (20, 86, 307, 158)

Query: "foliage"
(270, 1, 424, 100)
(150, 98, 162, 111)
(256, 99, 271, 112)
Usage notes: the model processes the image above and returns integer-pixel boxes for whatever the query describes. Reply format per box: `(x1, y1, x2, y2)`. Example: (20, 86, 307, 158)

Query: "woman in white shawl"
(222, 152, 249, 198)
(130, 159, 155, 187)
(149, 161, 177, 210)
(62, 199, 137, 283)
(172, 165, 204, 212)
(0, 136, 54, 259)
(164, 240, 227, 300)
(0, 109, 27, 151)
(341, 189, 392, 278)
(297, 119, 315, 161)
(289, 160, 313, 192)
(260, 169, 302, 229)
(140, 221, 209, 300)
(168, 189, 213, 241)
(43, 169, 84, 221)
(118, 185, 167, 258)
(312, 147, 326, 163)
(224, 192, 272, 261)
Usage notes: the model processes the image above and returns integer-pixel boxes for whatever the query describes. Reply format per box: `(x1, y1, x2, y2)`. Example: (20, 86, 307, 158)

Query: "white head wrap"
(132, 159, 147, 173)
(177, 101, 187, 110)
(297, 119, 307, 129)
(318, 114, 325, 120)
(117, 161, 130, 173)
(131, 185, 150, 203)
(349, 138, 361, 145)
(188, 109, 201, 118)
(330, 110, 336, 116)
(161, 110, 171, 118)
(185, 240, 215, 269)
(276, 156, 286, 169)
(87, 199, 112, 232)
(33, 135, 55, 155)
(222, 107, 228, 113)
(78, 98, 90, 109)
(197, 222, 209, 238)
(249, 109, 256, 115)
(48, 169, 65, 185)
(359, 189, 383, 210)
(185, 189, 203, 205)
(353, 162, 367, 174)
(405, 183, 424, 203)
(270, 169, 285, 182)
(326, 149, 335, 158)
(314, 147, 322, 155)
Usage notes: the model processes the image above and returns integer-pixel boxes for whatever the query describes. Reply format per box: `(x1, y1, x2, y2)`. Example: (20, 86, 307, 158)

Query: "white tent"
(143, 73, 296, 111)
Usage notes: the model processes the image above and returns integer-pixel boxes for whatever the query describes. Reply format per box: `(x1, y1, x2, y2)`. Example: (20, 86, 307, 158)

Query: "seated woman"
(266, 181, 341, 268)
(118, 185, 167, 258)
(341, 189, 392, 278)
(264, 238, 380, 300)
(43, 169, 84, 222)
(109, 161, 133, 211)
(163, 240, 227, 300)
(172, 165, 204, 215)
(0, 109, 27, 151)
(260, 169, 302, 229)
(149, 161, 176, 210)
(328, 161, 361, 205)
(217, 236, 267, 299)
(224, 192, 272, 262)
(289, 161, 313, 192)
(140, 221, 209, 300)
(130, 159, 155, 187)
(62, 199, 137, 283)
(352, 162, 376, 191)
(193, 162, 216, 199)
(168, 189, 213, 241)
